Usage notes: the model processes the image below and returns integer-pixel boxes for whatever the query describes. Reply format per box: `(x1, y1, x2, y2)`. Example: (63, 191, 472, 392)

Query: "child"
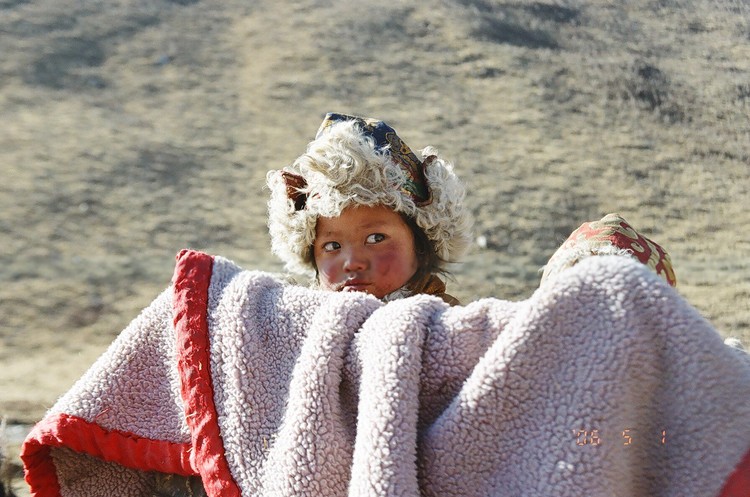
(266, 112, 473, 305)
(266, 113, 679, 303)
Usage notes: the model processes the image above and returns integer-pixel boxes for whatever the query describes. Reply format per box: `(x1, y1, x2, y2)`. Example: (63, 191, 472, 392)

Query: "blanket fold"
(22, 250, 750, 497)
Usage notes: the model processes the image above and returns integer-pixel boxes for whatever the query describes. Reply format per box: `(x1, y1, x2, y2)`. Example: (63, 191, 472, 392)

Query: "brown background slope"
(1, 0, 749, 490)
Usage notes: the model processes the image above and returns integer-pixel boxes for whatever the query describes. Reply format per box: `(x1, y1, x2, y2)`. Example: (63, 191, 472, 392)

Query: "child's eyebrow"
(317, 220, 393, 238)
(357, 221, 390, 230)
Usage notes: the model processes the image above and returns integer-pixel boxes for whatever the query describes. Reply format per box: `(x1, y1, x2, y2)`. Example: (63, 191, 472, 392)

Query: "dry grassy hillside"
(1, 0, 749, 491)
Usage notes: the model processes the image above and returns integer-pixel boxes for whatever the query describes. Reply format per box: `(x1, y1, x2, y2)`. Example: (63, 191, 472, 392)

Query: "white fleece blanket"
(21, 250, 750, 497)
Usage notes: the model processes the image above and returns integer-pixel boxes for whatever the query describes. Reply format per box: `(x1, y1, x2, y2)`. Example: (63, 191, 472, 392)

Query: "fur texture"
(22, 252, 750, 497)
(266, 120, 473, 275)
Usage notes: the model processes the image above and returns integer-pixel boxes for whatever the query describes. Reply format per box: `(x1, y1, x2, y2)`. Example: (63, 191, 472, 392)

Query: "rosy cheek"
(316, 259, 340, 289)
(373, 249, 410, 276)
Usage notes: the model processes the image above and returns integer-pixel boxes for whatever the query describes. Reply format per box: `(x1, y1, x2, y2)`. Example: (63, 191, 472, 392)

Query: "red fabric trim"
(718, 448, 750, 497)
(21, 413, 193, 497)
(173, 249, 242, 497)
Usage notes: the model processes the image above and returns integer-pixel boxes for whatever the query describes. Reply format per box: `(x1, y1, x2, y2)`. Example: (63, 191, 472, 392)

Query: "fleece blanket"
(21, 250, 750, 497)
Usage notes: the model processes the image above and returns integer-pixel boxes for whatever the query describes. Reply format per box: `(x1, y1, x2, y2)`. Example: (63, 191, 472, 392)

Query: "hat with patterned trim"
(266, 112, 473, 275)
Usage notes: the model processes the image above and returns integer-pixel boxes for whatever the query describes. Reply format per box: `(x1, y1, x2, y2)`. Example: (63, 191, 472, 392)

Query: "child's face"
(313, 204, 419, 299)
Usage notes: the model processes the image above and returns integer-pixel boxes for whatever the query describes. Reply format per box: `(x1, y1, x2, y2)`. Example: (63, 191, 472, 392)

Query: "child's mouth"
(341, 279, 371, 292)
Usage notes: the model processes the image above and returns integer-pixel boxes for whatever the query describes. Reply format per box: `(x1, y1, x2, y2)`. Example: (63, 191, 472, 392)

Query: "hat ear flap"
(281, 171, 308, 211)
(415, 155, 437, 206)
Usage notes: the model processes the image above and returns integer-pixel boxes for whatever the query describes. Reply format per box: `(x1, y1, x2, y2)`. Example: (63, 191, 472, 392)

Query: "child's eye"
(366, 233, 386, 244)
(322, 241, 341, 252)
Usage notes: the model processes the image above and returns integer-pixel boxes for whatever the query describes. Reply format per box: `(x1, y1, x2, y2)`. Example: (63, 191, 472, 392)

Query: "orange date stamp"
(573, 428, 667, 446)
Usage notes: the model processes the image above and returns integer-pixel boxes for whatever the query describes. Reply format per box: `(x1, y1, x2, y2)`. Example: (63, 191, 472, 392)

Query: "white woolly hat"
(266, 112, 473, 275)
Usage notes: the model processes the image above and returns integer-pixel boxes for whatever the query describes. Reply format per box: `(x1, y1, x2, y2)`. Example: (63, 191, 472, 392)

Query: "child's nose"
(343, 248, 368, 272)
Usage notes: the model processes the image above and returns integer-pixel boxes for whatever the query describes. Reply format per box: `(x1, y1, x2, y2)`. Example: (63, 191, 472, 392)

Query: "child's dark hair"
(400, 213, 447, 287)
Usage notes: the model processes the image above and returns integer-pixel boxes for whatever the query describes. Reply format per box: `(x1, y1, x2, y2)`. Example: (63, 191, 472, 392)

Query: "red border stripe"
(718, 448, 750, 497)
(173, 249, 242, 497)
(21, 413, 193, 497)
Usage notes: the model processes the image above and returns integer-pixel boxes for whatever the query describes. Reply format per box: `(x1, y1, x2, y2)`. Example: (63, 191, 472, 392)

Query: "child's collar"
(382, 274, 459, 306)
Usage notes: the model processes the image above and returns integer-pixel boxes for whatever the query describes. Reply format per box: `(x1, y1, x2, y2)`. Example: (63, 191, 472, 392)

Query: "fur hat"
(267, 113, 473, 276)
